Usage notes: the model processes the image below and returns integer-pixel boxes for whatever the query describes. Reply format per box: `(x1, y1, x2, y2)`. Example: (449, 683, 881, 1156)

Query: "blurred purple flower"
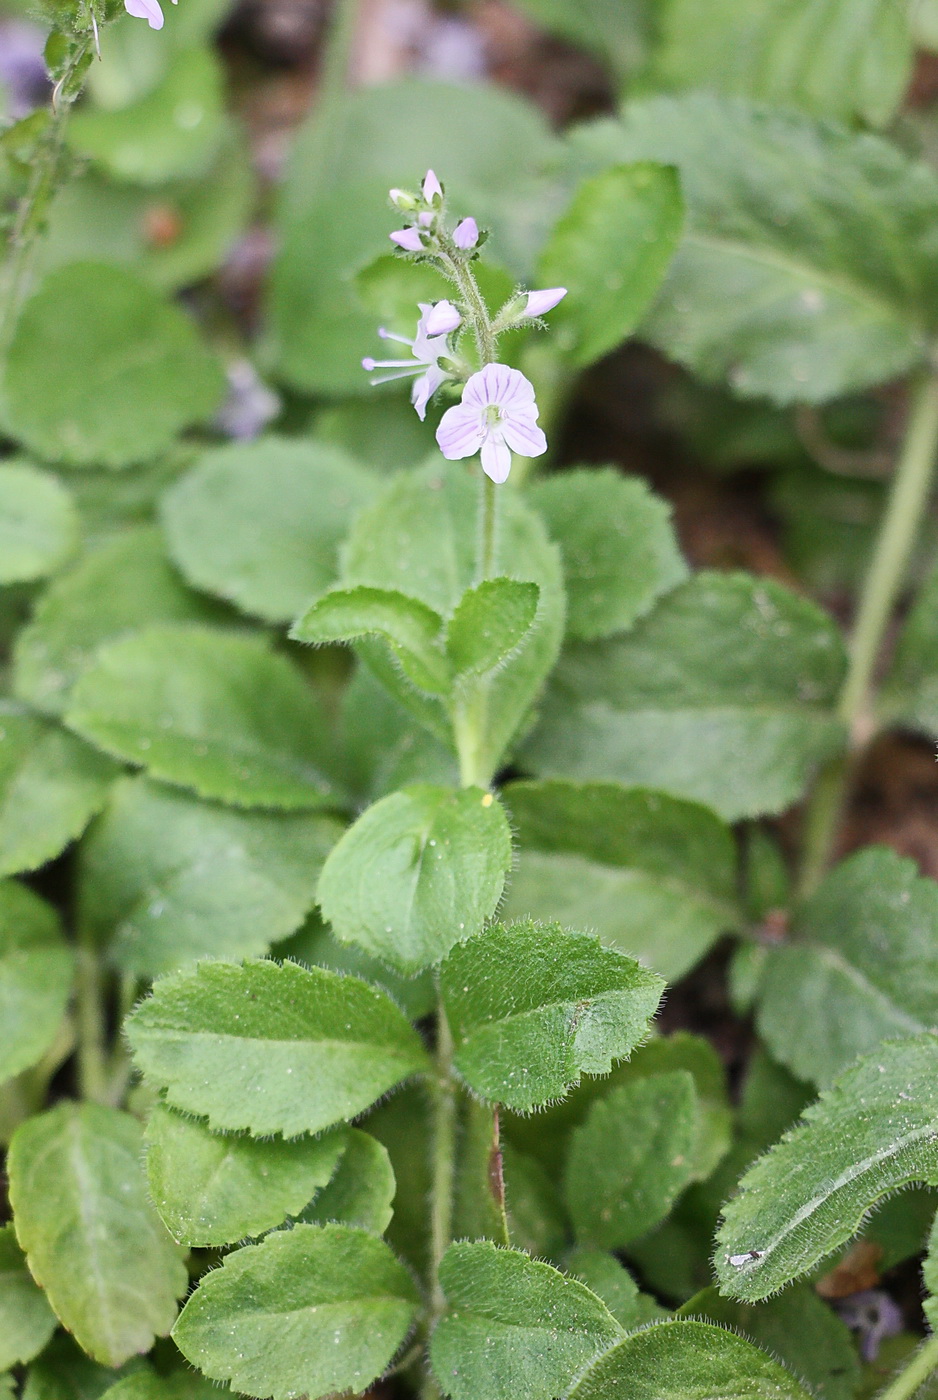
(0, 21, 49, 118)
(834, 1290, 904, 1362)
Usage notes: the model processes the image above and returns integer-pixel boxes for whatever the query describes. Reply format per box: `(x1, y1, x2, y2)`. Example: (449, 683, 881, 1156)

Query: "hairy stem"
(424, 1000, 457, 1397)
(877, 1335, 938, 1400)
(0, 40, 90, 353)
(798, 371, 938, 897)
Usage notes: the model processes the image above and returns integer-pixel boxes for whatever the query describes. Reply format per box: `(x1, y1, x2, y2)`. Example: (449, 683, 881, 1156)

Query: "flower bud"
(524, 287, 567, 317)
(390, 227, 424, 252)
(422, 169, 443, 202)
(424, 300, 461, 336)
(453, 217, 479, 251)
(389, 188, 419, 212)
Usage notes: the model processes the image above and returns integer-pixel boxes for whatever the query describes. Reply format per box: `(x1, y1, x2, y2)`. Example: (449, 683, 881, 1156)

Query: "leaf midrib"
(796, 941, 925, 1035)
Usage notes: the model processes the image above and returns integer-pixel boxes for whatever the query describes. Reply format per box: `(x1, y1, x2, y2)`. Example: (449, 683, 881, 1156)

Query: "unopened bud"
(424, 300, 461, 336)
(453, 217, 479, 251)
(422, 169, 443, 202)
(524, 287, 567, 317)
(390, 227, 424, 252)
(389, 188, 419, 212)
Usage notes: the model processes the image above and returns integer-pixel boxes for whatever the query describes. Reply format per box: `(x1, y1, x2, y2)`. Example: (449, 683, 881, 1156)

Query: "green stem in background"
(75, 931, 109, 1105)
(877, 1335, 938, 1400)
(423, 998, 457, 1398)
(798, 371, 938, 897)
(0, 39, 90, 353)
(296, 0, 362, 205)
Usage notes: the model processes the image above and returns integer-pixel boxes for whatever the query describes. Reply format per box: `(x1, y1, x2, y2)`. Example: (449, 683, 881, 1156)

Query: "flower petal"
(481, 433, 512, 483)
(412, 365, 445, 420)
(501, 412, 547, 458)
(390, 228, 423, 252)
(524, 288, 567, 317)
(436, 403, 484, 460)
(453, 217, 479, 250)
(423, 170, 443, 201)
(424, 300, 461, 336)
(124, 0, 164, 26)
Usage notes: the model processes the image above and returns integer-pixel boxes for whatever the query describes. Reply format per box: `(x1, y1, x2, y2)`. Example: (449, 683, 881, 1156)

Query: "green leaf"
(678, 1284, 861, 1400)
(172, 1223, 419, 1400)
(162, 437, 377, 624)
(430, 1241, 623, 1400)
(882, 559, 938, 737)
(337, 665, 458, 806)
(529, 469, 687, 641)
(538, 164, 683, 367)
(715, 1034, 938, 1301)
(510, 0, 653, 82)
(143, 1103, 347, 1246)
(0, 880, 72, 1083)
(21, 1334, 146, 1400)
(340, 463, 564, 780)
(0, 704, 117, 878)
(98, 1373, 218, 1400)
(522, 571, 846, 820)
(298, 1129, 396, 1235)
(12, 527, 224, 717)
(0, 462, 77, 584)
(278, 910, 436, 1021)
(126, 958, 430, 1136)
(446, 579, 540, 680)
(503, 780, 740, 982)
(925, 1208, 938, 1330)
(8, 1103, 187, 1366)
(440, 919, 663, 1111)
(757, 847, 938, 1088)
(566, 1072, 698, 1248)
(2, 263, 224, 469)
(68, 48, 226, 185)
(567, 1319, 814, 1400)
(66, 624, 339, 810)
(568, 94, 938, 403)
(78, 775, 341, 977)
(317, 784, 513, 973)
(652, 0, 912, 128)
(567, 1249, 667, 1330)
(0, 1223, 56, 1369)
(292, 586, 450, 695)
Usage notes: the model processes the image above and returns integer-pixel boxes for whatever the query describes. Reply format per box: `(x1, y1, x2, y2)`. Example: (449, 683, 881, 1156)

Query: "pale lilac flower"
(124, 0, 174, 27)
(390, 227, 424, 252)
(524, 288, 567, 317)
(422, 169, 443, 201)
(436, 363, 546, 484)
(453, 217, 478, 250)
(424, 300, 461, 336)
(362, 303, 456, 420)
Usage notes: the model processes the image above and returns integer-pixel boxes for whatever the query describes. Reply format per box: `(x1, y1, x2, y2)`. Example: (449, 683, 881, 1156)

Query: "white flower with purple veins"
(124, 0, 174, 27)
(436, 363, 546, 484)
(362, 301, 461, 420)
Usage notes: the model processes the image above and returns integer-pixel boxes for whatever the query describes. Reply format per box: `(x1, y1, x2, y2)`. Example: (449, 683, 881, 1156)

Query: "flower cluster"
(363, 169, 566, 484)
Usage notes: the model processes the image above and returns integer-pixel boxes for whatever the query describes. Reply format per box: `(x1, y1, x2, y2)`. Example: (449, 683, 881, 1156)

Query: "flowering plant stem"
(798, 370, 938, 897)
(877, 1335, 938, 1400)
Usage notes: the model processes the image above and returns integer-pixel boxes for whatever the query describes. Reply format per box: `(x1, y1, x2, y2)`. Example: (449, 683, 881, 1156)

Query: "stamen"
(362, 357, 417, 371)
(367, 368, 422, 385)
(378, 328, 414, 347)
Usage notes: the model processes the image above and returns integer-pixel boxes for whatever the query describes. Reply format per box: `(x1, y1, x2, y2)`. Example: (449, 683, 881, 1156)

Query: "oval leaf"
(317, 784, 513, 973)
(716, 1034, 938, 1301)
(0, 880, 73, 1084)
(8, 1103, 187, 1366)
(441, 919, 664, 1111)
(0, 462, 76, 585)
(0, 1223, 56, 1370)
(66, 624, 339, 810)
(292, 586, 450, 695)
(126, 958, 430, 1136)
(172, 1223, 419, 1400)
(298, 1128, 396, 1236)
(430, 1241, 623, 1400)
(445, 578, 540, 680)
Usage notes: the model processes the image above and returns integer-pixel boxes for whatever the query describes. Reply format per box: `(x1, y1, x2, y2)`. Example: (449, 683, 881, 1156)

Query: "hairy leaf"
(0, 462, 76, 585)
(538, 164, 684, 366)
(8, 1103, 187, 1365)
(568, 1319, 814, 1400)
(98, 1373, 219, 1400)
(341, 463, 564, 780)
(441, 920, 663, 1111)
(446, 579, 539, 680)
(0, 1223, 56, 1370)
(567, 1248, 666, 1330)
(522, 572, 846, 820)
(757, 847, 938, 1086)
(716, 1034, 938, 1301)
(0, 704, 117, 878)
(566, 1072, 698, 1248)
(529, 469, 687, 641)
(430, 1241, 623, 1400)
(299, 1128, 395, 1235)
(503, 780, 739, 981)
(66, 624, 339, 810)
(2, 263, 224, 468)
(925, 1208, 938, 1330)
(279, 911, 436, 1021)
(126, 959, 430, 1136)
(162, 437, 376, 623)
(0, 880, 73, 1083)
(172, 1224, 419, 1400)
(19, 1333, 146, 1400)
(11, 528, 224, 717)
(569, 94, 938, 403)
(78, 775, 341, 976)
(317, 784, 513, 972)
(144, 1104, 347, 1246)
(292, 586, 450, 694)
